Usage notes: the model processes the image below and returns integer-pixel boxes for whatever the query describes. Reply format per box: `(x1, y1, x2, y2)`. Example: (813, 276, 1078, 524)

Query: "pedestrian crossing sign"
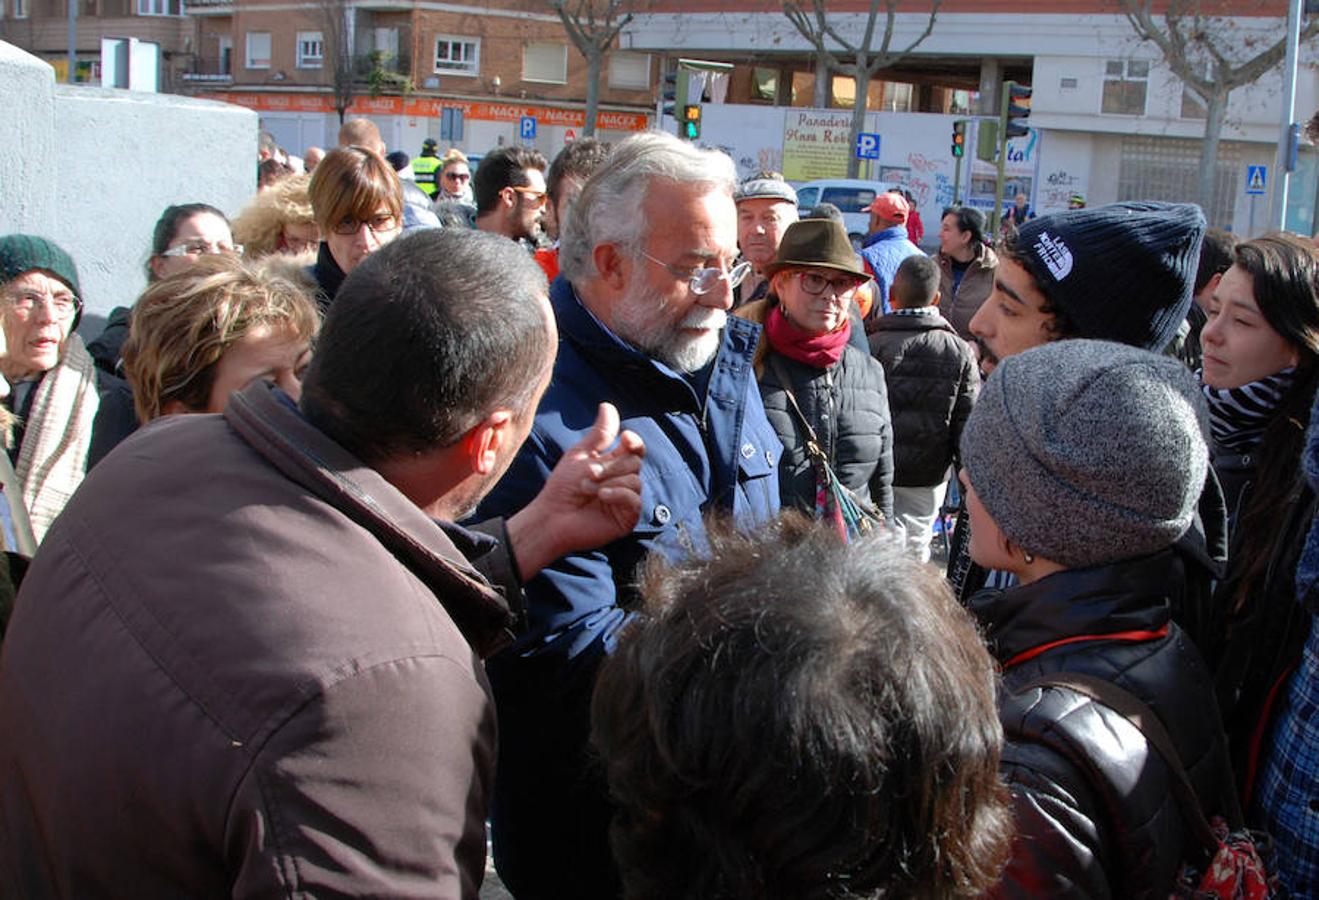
(1246, 165, 1267, 196)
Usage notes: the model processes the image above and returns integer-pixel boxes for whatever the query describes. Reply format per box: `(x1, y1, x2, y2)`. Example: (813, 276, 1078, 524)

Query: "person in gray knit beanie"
(960, 339, 1208, 569)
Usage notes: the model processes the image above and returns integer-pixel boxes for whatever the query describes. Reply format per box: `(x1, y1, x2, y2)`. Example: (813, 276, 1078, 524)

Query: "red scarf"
(764, 304, 851, 369)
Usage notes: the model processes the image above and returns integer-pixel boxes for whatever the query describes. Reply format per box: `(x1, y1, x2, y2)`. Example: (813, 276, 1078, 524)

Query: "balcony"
(181, 56, 232, 82)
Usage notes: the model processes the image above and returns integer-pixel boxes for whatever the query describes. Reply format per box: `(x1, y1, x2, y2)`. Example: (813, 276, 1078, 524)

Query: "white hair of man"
(558, 131, 738, 285)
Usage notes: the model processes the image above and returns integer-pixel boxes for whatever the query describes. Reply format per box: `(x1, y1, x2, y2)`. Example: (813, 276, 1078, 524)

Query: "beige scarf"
(14, 334, 100, 544)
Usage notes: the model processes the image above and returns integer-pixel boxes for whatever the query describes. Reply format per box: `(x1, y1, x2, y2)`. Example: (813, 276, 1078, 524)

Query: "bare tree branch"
(547, 0, 644, 136)
(1118, 0, 1314, 217)
(780, 0, 941, 176)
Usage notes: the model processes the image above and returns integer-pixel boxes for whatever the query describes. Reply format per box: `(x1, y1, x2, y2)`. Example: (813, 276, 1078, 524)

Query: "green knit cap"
(0, 235, 82, 299)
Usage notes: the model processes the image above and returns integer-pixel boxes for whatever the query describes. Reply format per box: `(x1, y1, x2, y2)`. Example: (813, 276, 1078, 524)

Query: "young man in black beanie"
(949, 202, 1227, 653)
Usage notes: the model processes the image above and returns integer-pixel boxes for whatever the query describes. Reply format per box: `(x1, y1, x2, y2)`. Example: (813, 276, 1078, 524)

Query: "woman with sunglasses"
(735, 218, 894, 525)
(436, 148, 473, 204)
(88, 202, 240, 376)
(307, 146, 404, 312)
(0, 235, 137, 547)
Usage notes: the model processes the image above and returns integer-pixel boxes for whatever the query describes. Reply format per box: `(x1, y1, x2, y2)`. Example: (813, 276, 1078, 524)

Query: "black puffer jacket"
(974, 550, 1237, 899)
(868, 310, 978, 487)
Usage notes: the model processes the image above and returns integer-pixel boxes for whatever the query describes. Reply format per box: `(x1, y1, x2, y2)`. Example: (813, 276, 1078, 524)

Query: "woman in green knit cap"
(0, 235, 136, 555)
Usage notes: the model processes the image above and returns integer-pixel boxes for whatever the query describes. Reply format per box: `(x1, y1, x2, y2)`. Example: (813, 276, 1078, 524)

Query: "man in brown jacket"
(0, 229, 644, 897)
(934, 205, 998, 340)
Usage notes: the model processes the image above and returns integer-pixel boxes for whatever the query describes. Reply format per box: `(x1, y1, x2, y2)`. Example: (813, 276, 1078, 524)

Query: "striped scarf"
(1201, 367, 1295, 453)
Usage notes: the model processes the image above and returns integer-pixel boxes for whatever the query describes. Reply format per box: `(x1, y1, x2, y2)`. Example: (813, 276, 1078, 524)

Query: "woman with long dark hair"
(1200, 233, 1319, 810)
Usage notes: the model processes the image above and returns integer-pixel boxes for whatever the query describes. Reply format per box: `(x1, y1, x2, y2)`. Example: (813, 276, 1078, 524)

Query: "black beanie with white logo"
(1013, 201, 1206, 352)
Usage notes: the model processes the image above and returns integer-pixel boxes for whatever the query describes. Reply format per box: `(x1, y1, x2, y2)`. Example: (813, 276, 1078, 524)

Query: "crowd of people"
(0, 118, 1316, 900)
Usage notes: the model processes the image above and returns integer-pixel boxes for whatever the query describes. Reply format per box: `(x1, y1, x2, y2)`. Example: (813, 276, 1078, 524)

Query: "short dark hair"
(592, 517, 1012, 900)
(803, 202, 843, 223)
(892, 253, 941, 308)
(941, 205, 987, 247)
(473, 146, 548, 215)
(547, 138, 611, 207)
(1195, 227, 1239, 295)
(299, 228, 551, 464)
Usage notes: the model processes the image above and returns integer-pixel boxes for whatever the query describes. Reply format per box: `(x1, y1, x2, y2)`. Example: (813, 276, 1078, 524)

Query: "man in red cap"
(858, 191, 923, 325)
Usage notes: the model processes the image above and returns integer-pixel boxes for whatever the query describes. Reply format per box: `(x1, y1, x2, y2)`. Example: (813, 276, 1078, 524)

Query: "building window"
(434, 36, 479, 77)
(297, 31, 323, 69)
(751, 66, 778, 103)
(246, 31, 272, 69)
(1101, 59, 1148, 116)
(608, 52, 650, 90)
(138, 0, 170, 14)
(523, 41, 567, 84)
(13, 0, 29, 15)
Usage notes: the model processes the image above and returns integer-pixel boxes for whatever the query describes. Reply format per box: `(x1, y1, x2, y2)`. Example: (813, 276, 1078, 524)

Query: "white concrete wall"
(0, 40, 257, 325)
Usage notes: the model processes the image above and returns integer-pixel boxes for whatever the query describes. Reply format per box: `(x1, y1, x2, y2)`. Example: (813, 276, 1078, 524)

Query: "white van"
(793, 178, 902, 248)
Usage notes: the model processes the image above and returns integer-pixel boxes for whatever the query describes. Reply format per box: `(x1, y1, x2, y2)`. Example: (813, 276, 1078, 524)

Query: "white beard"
(612, 274, 726, 373)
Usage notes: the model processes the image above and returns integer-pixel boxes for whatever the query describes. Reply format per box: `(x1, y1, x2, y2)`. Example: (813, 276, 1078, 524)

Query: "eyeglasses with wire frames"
(160, 240, 244, 259)
(330, 213, 399, 236)
(4, 287, 82, 321)
(511, 186, 548, 209)
(639, 252, 752, 296)
(794, 270, 867, 296)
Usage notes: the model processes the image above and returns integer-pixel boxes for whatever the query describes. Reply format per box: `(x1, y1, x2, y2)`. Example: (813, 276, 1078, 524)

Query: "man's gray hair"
(559, 131, 737, 284)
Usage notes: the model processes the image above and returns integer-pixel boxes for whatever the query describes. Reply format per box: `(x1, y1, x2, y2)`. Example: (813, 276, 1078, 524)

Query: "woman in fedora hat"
(735, 218, 894, 527)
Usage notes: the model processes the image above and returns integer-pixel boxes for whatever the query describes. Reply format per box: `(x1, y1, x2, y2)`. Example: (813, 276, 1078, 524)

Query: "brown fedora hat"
(762, 219, 869, 280)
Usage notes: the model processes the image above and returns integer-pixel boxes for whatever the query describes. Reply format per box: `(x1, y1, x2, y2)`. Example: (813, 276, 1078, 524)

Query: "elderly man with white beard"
(475, 131, 784, 899)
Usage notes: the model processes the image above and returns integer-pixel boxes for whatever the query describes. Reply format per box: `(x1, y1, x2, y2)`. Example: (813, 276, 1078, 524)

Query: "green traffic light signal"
(684, 119, 700, 140)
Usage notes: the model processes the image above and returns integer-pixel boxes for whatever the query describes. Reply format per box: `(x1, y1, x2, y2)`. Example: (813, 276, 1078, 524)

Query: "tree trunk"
(813, 50, 830, 109)
(845, 66, 869, 179)
(583, 49, 602, 137)
(1197, 89, 1228, 224)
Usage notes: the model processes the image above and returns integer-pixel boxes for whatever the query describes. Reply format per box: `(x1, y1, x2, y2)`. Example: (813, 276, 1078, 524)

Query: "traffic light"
(951, 119, 966, 157)
(662, 69, 689, 132)
(1004, 81, 1032, 139)
(682, 103, 701, 140)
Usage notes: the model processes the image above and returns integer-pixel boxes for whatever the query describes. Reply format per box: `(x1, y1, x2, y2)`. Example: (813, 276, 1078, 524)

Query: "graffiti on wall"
(1039, 168, 1087, 215)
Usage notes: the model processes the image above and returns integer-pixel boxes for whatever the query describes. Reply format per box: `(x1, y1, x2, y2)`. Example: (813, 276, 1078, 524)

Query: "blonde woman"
(231, 174, 321, 259)
(122, 255, 319, 423)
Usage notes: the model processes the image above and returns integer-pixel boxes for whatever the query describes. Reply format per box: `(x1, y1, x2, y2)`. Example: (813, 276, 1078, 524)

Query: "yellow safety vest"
(412, 155, 441, 197)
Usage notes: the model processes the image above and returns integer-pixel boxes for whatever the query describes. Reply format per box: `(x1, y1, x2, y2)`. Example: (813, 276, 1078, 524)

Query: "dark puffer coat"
(974, 550, 1238, 899)
(739, 300, 893, 520)
(868, 310, 978, 487)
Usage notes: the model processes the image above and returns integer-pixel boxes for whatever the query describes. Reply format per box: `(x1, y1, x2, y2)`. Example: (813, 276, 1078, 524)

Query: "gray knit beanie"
(960, 339, 1209, 569)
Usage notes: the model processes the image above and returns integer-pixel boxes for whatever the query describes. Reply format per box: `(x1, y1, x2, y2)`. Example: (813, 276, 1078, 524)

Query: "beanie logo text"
(1033, 231, 1074, 282)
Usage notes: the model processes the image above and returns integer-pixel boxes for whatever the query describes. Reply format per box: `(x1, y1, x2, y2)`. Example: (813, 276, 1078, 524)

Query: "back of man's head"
(891, 254, 940, 309)
(592, 517, 1012, 900)
(1004, 200, 1206, 350)
(338, 118, 386, 156)
(258, 130, 279, 161)
(472, 146, 548, 215)
(547, 138, 611, 208)
(558, 131, 736, 285)
(1195, 227, 1239, 296)
(300, 229, 551, 464)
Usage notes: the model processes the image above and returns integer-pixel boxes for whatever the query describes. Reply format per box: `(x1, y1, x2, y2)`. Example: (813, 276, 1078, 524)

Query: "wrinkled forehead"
(5, 269, 77, 297)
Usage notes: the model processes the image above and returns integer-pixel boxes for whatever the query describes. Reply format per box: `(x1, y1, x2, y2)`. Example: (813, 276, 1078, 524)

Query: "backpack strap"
(1017, 671, 1223, 852)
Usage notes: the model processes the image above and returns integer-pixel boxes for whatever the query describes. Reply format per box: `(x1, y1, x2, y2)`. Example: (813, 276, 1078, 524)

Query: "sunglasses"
(512, 186, 548, 209)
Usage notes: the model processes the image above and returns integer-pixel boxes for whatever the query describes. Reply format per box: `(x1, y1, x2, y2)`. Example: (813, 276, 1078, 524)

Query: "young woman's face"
(1200, 264, 1300, 389)
(151, 213, 236, 281)
(203, 324, 312, 413)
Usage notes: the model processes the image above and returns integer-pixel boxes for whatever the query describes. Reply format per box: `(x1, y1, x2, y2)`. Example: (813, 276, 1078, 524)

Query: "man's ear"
(499, 186, 517, 212)
(930, 289, 941, 309)
(464, 409, 516, 476)
(593, 243, 629, 291)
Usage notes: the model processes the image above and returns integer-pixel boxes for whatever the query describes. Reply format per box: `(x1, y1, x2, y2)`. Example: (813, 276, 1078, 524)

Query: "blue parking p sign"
(520, 116, 537, 140)
(856, 132, 881, 160)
